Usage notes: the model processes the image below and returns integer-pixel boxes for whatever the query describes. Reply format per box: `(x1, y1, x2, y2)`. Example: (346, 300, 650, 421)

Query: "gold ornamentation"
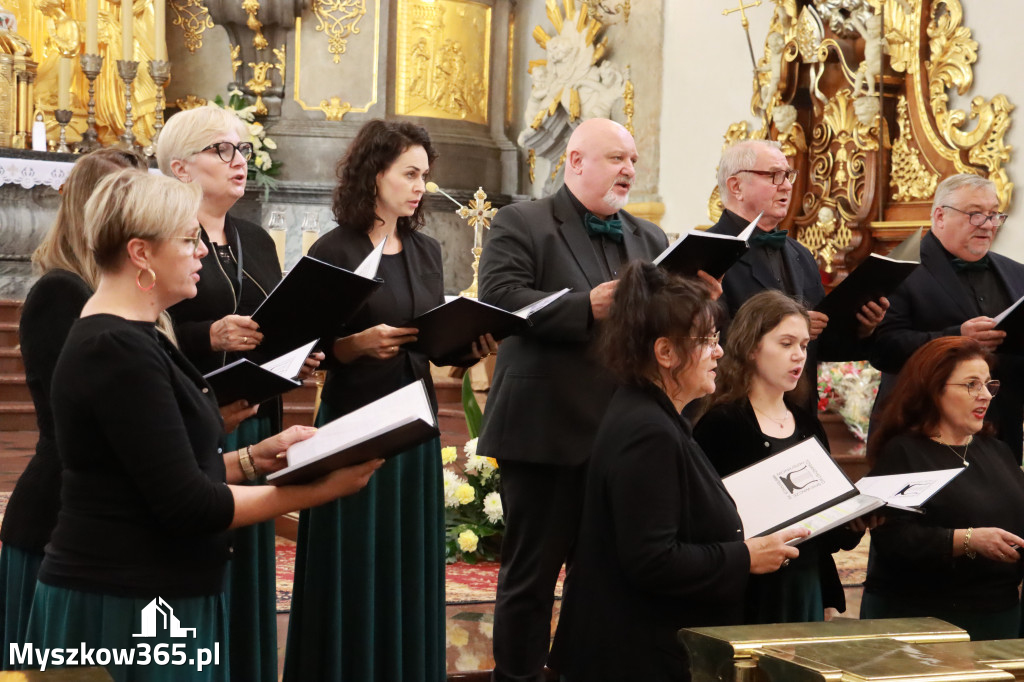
(457, 187, 498, 299)
(318, 96, 351, 120)
(311, 0, 366, 64)
(170, 0, 214, 54)
(175, 94, 207, 109)
(550, 151, 566, 180)
(230, 44, 241, 79)
(527, 148, 536, 184)
(395, 0, 491, 124)
(246, 60, 273, 114)
(890, 95, 938, 203)
(882, 0, 916, 74)
(623, 76, 634, 135)
(241, 0, 268, 50)
(799, 205, 851, 274)
(273, 43, 285, 75)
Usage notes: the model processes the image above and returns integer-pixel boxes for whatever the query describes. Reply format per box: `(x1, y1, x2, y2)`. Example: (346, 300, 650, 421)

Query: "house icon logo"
(132, 597, 197, 639)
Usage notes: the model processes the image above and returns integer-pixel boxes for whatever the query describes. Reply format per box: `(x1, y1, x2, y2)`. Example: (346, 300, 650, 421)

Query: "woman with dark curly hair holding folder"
(283, 119, 495, 682)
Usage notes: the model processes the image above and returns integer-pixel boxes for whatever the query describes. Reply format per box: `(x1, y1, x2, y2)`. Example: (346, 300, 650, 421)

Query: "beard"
(603, 175, 632, 211)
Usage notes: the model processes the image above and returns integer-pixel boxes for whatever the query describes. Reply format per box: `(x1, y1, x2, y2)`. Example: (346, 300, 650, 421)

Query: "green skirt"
(0, 545, 43, 669)
(26, 582, 228, 681)
(745, 548, 824, 624)
(221, 415, 278, 682)
(861, 590, 1021, 641)
(282, 399, 446, 682)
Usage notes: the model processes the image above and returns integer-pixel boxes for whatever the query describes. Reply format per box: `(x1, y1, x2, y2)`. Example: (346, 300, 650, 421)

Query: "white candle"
(154, 0, 166, 61)
(85, 0, 98, 54)
(121, 0, 134, 60)
(57, 56, 72, 109)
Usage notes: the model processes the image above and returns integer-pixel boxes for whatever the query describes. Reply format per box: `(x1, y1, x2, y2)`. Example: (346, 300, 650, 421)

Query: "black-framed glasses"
(738, 168, 799, 186)
(178, 228, 203, 254)
(199, 141, 254, 163)
(941, 205, 1007, 227)
(946, 380, 1000, 398)
(688, 330, 721, 349)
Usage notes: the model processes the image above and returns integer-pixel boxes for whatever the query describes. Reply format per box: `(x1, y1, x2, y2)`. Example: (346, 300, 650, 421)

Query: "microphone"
(425, 181, 465, 209)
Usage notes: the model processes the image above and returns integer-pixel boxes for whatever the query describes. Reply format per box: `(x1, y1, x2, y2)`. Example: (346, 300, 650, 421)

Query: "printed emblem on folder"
(774, 461, 824, 498)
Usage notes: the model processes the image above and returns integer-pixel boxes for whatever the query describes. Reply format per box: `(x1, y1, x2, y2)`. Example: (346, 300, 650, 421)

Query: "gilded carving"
(175, 94, 208, 109)
(241, 0, 268, 50)
(246, 60, 273, 114)
(318, 96, 351, 120)
(169, 0, 214, 54)
(527, 148, 536, 184)
(890, 95, 938, 202)
(395, 0, 490, 124)
(800, 205, 851, 273)
(230, 43, 241, 79)
(622, 76, 633, 135)
(311, 0, 366, 63)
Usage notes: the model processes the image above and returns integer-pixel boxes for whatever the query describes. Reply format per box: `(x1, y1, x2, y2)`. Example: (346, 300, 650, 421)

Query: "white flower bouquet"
(442, 437, 503, 564)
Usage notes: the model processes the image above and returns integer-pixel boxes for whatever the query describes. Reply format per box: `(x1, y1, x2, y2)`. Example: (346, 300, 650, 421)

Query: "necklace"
(931, 435, 972, 467)
(752, 404, 792, 432)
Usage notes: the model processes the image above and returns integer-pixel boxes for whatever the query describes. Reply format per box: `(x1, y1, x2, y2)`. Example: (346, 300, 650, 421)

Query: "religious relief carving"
(583, 0, 628, 26)
(169, 0, 214, 54)
(311, 0, 365, 63)
(890, 95, 938, 202)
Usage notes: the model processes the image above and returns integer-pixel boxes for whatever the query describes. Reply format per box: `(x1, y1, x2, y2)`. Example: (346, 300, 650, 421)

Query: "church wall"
(659, 1, 1024, 261)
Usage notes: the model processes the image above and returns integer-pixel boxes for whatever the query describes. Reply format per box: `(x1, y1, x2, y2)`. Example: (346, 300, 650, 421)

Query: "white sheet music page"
(259, 339, 319, 379)
(353, 234, 387, 279)
(855, 468, 964, 510)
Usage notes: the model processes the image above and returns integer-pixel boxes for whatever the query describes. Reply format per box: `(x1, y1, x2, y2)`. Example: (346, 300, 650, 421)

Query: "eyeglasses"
(199, 141, 254, 163)
(738, 168, 799, 186)
(178, 228, 203, 254)
(946, 380, 1000, 398)
(688, 330, 721, 348)
(941, 205, 1007, 227)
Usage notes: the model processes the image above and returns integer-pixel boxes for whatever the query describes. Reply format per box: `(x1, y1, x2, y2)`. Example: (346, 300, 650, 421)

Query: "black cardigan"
(693, 398, 862, 614)
(865, 433, 1024, 611)
(1, 270, 91, 552)
(550, 383, 749, 682)
(40, 315, 235, 598)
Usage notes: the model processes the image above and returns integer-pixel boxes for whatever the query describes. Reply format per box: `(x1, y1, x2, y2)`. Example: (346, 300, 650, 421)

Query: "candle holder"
(144, 59, 171, 157)
(54, 109, 73, 153)
(116, 59, 140, 150)
(76, 53, 103, 153)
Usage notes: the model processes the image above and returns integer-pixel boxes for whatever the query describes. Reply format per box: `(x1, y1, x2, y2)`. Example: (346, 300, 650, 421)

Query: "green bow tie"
(749, 228, 789, 250)
(952, 256, 990, 272)
(584, 213, 624, 243)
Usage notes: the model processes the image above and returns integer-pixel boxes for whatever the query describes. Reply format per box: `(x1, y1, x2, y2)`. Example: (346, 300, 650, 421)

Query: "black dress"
(550, 383, 750, 682)
(0, 269, 91, 669)
(694, 399, 862, 623)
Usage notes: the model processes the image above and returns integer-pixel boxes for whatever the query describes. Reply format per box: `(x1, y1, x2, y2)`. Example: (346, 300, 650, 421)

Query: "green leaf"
(462, 372, 482, 438)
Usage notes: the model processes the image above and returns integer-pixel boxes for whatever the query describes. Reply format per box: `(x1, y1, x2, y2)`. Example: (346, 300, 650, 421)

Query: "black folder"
(404, 289, 569, 361)
(266, 380, 438, 486)
(204, 359, 302, 406)
(251, 256, 382, 357)
(652, 211, 761, 279)
(815, 253, 918, 343)
(994, 294, 1024, 351)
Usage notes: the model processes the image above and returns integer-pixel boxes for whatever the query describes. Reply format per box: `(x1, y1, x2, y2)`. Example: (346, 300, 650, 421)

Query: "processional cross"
(722, 0, 762, 71)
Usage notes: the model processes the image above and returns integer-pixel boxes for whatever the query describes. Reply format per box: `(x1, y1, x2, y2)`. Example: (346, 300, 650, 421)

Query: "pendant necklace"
(931, 435, 971, 467)
(752, 405, 791, 432)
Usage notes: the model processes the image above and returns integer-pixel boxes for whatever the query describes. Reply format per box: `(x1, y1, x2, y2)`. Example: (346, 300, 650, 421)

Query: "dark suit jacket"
(870, 231, 1024, 459)
(478, 186, 668, 466)
(549, 383, 750, 682)
(308, 226, 445, 415)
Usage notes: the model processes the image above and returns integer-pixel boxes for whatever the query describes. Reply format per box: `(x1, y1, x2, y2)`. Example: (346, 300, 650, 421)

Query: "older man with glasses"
(872, 173, 1024, 466)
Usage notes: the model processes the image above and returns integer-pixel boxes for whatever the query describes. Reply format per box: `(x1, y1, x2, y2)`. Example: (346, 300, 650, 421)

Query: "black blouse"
(865, 433, 1024, 611)
(39, 315, 235, 598)
(1, 270, 91, 552)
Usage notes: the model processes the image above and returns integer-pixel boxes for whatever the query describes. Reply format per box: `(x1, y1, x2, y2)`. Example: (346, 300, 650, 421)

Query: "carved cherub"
(759, 31, 786, 112)
(851, 13, 884, 97)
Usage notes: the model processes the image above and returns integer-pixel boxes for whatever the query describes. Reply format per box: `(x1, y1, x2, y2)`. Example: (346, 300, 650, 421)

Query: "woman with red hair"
(862, 336, 1024, 640)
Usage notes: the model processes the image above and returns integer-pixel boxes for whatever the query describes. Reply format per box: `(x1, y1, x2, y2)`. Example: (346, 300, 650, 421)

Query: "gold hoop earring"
(136, 267, 157, 292)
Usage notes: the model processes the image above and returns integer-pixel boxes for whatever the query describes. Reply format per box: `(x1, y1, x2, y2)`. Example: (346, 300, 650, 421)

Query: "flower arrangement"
(817, 361, 881, 441)
(213, 89, 281, 198)
(442, 437, 503, 564)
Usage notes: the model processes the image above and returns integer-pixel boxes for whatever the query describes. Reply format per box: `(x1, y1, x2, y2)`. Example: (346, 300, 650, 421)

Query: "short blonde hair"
(156, 106, 250, 176)
(85, 169, 203, 271)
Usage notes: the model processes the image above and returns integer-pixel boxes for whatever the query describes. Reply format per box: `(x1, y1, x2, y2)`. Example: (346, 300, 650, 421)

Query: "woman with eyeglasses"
(694, 290, 864, 624)
(157, 107, 321, 682)
(26, 169, 380, 681)
(548, 262, 805, 682)
(862, 336, 1024, 640)
(0, 149, 147, 669)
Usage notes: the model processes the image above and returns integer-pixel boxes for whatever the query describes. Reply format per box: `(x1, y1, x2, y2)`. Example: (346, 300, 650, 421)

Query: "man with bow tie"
(872, 173, 1024, 461)
(478, 118, 668, 682)
(710, 140, 888, 412)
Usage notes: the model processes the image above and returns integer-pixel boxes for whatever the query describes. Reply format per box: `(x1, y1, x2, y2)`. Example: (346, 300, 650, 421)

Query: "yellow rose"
(441, 446, 457, 465)
(457, 529, 479, 553)
(455, 483, 476, 506)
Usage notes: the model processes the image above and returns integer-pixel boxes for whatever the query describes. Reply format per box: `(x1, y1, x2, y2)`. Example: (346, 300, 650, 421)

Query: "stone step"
(0, 350, 24, 374)
(0, 301, 22, 326)
(434, 375, 464, 406)
(0, 375, 29, 403)
(0, 403, 36, 431)
(0, 324, 18, 350)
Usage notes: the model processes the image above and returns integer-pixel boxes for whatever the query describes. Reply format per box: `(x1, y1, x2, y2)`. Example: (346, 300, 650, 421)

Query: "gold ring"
(243, 336, 248, 344)
(782, 558, 791, 568)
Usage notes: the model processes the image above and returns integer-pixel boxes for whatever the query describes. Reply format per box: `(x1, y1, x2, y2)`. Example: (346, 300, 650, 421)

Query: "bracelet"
(239, 445, 259, 482)
(963, 527, 977, 559)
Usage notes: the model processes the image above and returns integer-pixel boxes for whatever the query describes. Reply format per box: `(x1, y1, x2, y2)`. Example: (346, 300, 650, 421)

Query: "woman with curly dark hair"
(282, 119, 495, 681)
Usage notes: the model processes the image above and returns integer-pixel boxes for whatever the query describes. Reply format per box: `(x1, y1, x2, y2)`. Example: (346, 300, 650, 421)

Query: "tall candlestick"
(154, 0, 166, 61)
(121, 0, 133, 59)
(57, 56, 72, 110)
(85, 0, 98, 54)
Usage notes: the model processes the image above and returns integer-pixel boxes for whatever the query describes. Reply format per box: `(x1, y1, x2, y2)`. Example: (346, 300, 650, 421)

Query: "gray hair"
(931, 174, 997, 216)
(717, 139, 783, 198)
(156, 106, 250, 177)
